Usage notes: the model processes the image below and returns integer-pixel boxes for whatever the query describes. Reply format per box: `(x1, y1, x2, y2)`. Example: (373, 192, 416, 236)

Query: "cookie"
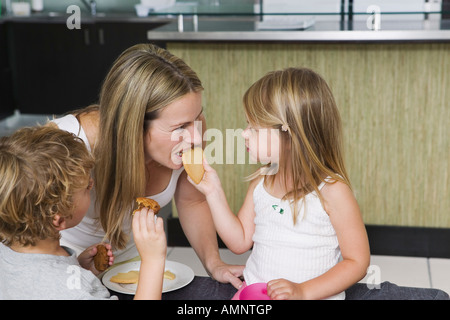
(133, 197, 160, 215)
(109, 269, 176, 284)
(164, 270, 176, 280)
(110, 270, 140, 284)
(182, 147, 205, 184)
(93, 244, 109, 272)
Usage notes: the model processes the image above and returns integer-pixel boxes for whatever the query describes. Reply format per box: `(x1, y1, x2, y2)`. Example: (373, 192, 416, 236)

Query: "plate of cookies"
(102, 260, 195, 295)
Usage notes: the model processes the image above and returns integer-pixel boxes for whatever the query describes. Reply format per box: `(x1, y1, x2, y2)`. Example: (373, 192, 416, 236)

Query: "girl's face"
(241, 121, 281, 165)
(144, 91, 204, 169)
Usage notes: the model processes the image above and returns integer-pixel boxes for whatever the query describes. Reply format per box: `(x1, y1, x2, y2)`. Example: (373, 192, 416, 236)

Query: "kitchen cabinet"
(0, 22, 14, 119)
(6, 19, 167, 115)
(8, 21, 97, 115)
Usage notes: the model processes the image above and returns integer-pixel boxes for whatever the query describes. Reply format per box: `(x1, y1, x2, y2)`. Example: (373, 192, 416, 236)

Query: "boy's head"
(0, 126, 94, 247)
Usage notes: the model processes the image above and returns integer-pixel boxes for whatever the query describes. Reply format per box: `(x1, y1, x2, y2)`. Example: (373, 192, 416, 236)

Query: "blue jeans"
(345, 281, 449, 300)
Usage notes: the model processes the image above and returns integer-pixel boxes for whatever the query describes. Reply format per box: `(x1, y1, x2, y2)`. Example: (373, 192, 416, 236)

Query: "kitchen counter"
(142, 2, 450, 43)
(0, 12, 173, 24)
(147, 17, 450, 43)
(2, 3, 449, 43)
(2, 9, 449, 42)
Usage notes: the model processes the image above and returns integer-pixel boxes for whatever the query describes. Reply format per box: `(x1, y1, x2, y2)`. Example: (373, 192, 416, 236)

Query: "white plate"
(102, 260, 194, 295)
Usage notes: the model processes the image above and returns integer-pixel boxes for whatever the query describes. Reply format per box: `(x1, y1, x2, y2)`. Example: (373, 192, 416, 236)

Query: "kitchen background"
(0, 1, 449, 252)
(1, 0, 254, 13)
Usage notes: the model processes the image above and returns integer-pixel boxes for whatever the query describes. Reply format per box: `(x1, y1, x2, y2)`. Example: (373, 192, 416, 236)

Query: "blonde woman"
(50, 44, 244, 292)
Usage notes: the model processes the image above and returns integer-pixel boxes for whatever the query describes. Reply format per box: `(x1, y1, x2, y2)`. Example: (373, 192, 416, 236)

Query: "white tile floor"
(167, 246, 450, 295)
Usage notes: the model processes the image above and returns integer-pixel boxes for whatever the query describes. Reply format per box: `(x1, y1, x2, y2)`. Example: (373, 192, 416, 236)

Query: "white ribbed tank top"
(243, 178, 345, 300)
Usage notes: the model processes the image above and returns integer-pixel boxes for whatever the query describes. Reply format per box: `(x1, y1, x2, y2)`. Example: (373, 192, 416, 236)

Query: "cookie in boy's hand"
(93, 244, 110, 272)
(182, 147, 205, 184)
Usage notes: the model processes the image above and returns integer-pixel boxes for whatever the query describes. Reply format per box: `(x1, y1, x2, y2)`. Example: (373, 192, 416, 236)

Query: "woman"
(50, 43, 244, 290)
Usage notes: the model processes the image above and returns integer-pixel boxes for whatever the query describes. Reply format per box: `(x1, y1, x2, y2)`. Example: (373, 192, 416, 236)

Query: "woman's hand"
(78, 243, 114, 275)
(207, 259, 245, 290)
(132, 207, 167, 263)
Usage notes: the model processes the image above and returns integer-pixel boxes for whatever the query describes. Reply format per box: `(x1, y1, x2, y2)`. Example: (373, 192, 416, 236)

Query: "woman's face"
(144, 91, 204, 170)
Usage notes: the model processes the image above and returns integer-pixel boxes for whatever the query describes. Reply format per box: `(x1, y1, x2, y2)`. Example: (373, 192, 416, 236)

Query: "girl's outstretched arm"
(188, 157, 257, 254)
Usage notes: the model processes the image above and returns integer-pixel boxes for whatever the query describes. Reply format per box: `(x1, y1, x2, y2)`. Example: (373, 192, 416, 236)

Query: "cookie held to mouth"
(182, 147, 205, 184)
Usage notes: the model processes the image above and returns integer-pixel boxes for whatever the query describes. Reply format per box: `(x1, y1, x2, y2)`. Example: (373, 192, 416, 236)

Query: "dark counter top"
(0, 12, 173, 24)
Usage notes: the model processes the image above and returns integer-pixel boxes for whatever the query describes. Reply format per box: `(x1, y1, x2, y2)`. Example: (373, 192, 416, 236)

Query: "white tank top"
(52, 115, 183, 261)
(243, 178, 345, 300)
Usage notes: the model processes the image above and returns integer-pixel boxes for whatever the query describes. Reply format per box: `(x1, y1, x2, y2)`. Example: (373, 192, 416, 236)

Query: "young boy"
(0, 126, 166, 299)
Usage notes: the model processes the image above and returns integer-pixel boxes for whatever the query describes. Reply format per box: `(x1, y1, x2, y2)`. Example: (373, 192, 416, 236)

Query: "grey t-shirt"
(0, 243, 117, 300)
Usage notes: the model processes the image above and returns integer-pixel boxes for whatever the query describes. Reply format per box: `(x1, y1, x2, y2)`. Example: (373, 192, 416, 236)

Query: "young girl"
(190, 68, 370, 300)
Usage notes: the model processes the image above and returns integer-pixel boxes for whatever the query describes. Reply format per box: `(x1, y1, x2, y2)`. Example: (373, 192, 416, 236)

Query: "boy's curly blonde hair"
(0, 126, 94, 246)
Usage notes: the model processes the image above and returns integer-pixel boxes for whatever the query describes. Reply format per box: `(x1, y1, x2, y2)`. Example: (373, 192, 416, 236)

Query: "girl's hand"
(186, 156, 223, 197)
(267, 279, 303, 300)
(132, 208, 167, 263)
(78, 243, 114, 275)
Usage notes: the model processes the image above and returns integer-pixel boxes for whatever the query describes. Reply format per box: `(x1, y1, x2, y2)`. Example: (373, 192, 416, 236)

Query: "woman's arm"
(174, 172, 245, 289)
(267, 180, 370, 300)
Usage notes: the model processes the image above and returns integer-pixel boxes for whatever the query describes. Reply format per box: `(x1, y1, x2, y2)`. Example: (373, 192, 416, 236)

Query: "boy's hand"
(78, 243, 114, 275)
(132, 208, 167, 263)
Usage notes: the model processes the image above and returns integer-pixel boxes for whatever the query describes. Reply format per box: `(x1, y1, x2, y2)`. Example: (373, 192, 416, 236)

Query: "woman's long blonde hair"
(243, 68, 350, 224)
(87, 44, 203, 249)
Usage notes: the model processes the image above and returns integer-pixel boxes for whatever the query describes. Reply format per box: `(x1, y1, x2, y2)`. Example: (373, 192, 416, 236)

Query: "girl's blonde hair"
(0, 126, 94, 246)
(243, 67, 350, 224)
(87, 44, 203, 249)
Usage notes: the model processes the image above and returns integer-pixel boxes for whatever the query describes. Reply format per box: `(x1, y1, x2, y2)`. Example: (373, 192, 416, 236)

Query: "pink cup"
(239, 282, 270, 300)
